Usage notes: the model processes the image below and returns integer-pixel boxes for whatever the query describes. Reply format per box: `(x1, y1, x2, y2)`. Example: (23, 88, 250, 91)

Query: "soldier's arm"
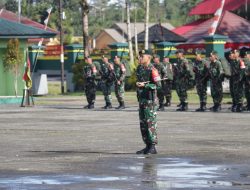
(119, 64, 126, 82)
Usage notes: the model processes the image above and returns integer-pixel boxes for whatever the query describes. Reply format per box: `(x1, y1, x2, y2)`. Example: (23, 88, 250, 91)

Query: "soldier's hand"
(136, 82, 145, 88)
(117, 81, 121, 85)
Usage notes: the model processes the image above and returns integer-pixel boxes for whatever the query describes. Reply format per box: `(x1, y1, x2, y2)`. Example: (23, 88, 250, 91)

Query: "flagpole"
(18, 0, 21, 23)
(59, 0, 65, 94)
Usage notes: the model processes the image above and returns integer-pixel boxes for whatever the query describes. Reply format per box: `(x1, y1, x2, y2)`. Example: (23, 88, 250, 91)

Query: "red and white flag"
(208, 0, 225, 36)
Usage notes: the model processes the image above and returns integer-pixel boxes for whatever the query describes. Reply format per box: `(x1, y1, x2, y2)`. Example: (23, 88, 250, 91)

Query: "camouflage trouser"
(175, 79, 188, 103)
(139, 100, 158, 145)
(115, 82, 125, 103)
(157, 87, 164, 105)
(210, 79, 223, 104)
(245, 77, 250, 105)
(85, 82, 96, 105)
(101, 81, 112, 104)
(230, 76, 244, 105)
(163, 80, 173, 101)
(196, 79, 207, 103)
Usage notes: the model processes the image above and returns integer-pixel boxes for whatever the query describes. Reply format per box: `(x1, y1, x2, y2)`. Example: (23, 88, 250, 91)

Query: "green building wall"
(0, 39, 27, 96)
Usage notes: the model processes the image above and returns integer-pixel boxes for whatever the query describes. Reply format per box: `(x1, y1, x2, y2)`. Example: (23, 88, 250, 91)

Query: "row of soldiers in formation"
(82, 49, 250, 113)
(138, 48, 250, 113)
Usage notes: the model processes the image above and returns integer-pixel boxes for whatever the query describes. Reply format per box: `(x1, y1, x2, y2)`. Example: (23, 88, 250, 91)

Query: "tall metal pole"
(59, 0, 65, 94)
(18, 0, 21, 23)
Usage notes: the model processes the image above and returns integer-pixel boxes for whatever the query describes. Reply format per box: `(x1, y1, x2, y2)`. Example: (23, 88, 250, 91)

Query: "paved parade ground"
(0, 95, 250, 190)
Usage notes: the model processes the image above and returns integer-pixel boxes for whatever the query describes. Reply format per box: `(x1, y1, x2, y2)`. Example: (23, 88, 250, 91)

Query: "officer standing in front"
(100, 55, 114, 109)
(113, 55, 126, 109)
(208, 51, 224, 112)
(136, 50, 161, 155)
(83, 56, 97, 109)
(193, 51, 209, 112)
(152, 54, 167, 111)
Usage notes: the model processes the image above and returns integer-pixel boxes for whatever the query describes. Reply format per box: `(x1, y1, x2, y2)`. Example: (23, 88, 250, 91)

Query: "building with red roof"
(173, 0, 250, 51)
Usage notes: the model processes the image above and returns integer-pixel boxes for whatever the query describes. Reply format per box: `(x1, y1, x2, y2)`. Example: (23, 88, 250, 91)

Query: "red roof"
(0, 9, 57, 33)
(172, 19, 208, 35)
(189, 0, 250, 16)
(173, 11, 250, 44)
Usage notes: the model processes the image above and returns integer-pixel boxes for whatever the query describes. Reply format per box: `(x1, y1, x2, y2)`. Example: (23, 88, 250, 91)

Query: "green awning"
(0, 18, 57, 39)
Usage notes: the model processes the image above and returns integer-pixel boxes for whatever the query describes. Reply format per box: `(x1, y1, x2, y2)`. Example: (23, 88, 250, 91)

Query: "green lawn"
(45, 81, 233, 105)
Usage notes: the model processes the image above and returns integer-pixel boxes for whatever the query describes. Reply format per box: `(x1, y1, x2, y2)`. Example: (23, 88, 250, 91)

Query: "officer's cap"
(175, 49, 184, 54)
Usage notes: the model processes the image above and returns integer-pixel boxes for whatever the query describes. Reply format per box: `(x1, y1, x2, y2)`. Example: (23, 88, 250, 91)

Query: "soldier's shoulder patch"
(152, 67, 160, 82)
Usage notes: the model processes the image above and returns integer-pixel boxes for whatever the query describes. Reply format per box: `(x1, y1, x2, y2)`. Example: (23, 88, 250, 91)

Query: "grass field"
(45, 81, 233, 105)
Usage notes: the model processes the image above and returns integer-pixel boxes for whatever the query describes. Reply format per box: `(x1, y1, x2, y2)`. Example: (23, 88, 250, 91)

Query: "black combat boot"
(236, 103, 243, 112)
(231, 104, 237, 112)
(176, 102, 184, 111)
(136, 144, 150, 154)
(116, 101, 125, 110)
(212, 103, 221, 112)
(103, 103, 112, 109)
(88, 103, 94, 109)
(196, 102, 206, 112)
(144, 144, 157, 154)
(177, 102, 182, 107)
(83, 105, 89, 109)
(164, 98, 171, 107)
(247, 103, 250, 111)
(157, 104, 165, 111)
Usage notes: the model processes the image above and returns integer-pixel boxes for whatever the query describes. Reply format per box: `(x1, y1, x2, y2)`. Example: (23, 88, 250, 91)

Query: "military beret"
(139, 49, 151, 55)
(210, 50, 218, 56)
(153, 54, 160, 59)
(175, 49, 184, 54)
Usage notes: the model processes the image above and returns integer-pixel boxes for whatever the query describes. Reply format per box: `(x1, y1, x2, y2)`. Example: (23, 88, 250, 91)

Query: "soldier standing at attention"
(113, 56, 126, 109)
(243, 51, 250, 111)
(136, 50, 161, 155)
(152, 54, 167, 111)
(193, 51, 209, 112)
(83, 56, 97, 109)
(100, 55, 114, 109)
(228, 50, 245, 112)
(162, 56, 173, 107)
(173, 49, 191, 111)
(208, 51, 224, 112)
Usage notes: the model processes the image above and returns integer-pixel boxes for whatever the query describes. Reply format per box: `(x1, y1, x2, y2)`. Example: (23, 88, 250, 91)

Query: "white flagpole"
(18, 0, 22, 23)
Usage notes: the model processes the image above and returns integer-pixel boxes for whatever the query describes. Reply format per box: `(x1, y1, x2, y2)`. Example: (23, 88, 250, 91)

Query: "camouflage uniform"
(162, 61, 173, 107)
(193, 58, 209, 111)
(243, 56, 250, 111)
(208, 59, 224, 111)
(153, 62, 167, 110)
(83, 63, 97, 108)
(100, 61, 114, 108)
(229, 58, 245, 112)
(114, 62, 126, 109)
(137, 64, 161, 148)
(173, 57, 192, 111)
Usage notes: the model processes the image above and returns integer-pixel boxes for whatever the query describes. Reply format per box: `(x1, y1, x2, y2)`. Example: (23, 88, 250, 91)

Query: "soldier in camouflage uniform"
(228, 50, 245, 112)
(153, 54, 167, 111)
(83, 57, 97, 109)
(173, 49, 192, 111)
(162, 56, 173, 107)
(193, 52, 209, 112)
(208, 51, 224, 112)
(100, 56, 114, 109)
(243, 51, 250, 111)
(136, 50, 161, 155)
(113, 56, 126, 109)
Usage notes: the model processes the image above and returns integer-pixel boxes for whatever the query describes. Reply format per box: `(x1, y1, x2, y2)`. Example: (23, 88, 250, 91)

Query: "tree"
(144, 0, 149, 50)
(5, 0, 18, 12)
(3, 39, 24, 96)
(126, 0, 134, 70)
(80, 0, 90, 58)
